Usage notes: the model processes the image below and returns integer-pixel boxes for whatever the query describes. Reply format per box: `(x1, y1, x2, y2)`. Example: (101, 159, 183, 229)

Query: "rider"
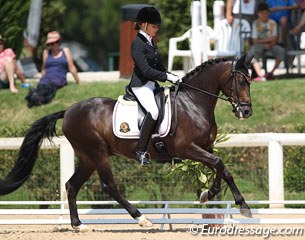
(130, 6, 181, 165)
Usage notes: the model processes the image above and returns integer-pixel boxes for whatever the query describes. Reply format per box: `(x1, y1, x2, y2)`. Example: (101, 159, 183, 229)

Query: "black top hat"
(136, 7, 161, 25)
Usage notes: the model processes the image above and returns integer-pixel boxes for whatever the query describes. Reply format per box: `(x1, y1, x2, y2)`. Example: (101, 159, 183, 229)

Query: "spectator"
(0, 34, 29, 93)
(226, 0, 262, 26)
(249, 2, 285, 81)
(40, 31, 80, 89)
(266, 0, 298, 46)
(290, 0, 305, 35)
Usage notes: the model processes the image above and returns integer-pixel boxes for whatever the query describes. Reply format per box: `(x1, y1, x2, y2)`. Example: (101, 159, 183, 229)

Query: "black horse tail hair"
(0, 110, 66, 195)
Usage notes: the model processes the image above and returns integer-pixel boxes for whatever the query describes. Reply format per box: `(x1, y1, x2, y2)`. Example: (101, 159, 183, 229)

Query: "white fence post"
(59, 140, 75, 202)
(268, 139, 284, 208)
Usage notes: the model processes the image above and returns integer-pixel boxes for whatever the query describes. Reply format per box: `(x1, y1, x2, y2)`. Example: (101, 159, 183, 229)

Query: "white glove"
(166, 73, 181, 84)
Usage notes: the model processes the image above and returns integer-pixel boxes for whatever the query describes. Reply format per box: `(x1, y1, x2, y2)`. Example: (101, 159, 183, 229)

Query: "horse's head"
(222, 54, 253, 119)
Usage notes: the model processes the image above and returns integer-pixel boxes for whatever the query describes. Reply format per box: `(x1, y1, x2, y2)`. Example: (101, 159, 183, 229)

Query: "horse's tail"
(0, 110, 66, 195)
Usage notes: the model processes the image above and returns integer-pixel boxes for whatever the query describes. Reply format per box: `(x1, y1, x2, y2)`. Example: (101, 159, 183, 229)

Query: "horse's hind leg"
(96, 154, 153, 227)
(66, 158, 95, 232)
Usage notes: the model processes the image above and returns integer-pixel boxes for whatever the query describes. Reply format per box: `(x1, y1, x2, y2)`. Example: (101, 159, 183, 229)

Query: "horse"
(0, 54, 253, 231)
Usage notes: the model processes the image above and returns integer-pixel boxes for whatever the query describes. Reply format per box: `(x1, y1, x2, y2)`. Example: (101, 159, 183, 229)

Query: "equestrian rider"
(130, 7, 181, 165)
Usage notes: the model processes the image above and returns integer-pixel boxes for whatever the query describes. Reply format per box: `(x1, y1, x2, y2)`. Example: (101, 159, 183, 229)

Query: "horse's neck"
(180, 62, 231, 113)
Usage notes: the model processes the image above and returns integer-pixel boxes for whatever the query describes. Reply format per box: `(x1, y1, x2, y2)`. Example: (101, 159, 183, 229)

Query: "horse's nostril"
(244, 108, 252, 117)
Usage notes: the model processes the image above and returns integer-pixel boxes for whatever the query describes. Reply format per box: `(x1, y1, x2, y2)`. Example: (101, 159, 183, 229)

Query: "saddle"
(112, 85, 173, 163)
(123, 85, 167, 131)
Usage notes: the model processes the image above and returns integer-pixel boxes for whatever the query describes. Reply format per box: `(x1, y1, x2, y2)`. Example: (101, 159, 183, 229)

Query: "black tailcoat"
(130, 33, 167, 88)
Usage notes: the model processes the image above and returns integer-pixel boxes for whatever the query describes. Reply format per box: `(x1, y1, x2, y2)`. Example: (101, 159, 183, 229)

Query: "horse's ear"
(235, 54, 246, 70)
(245, 53, 254, 67)
(235, 54, 253, 70)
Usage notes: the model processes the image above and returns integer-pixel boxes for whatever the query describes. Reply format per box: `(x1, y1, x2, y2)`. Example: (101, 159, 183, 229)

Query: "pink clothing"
(0, 48, 16, 73)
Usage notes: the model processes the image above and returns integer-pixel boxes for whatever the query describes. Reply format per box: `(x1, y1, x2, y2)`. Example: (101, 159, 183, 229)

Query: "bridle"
(170, 60, 252, 135)
(179, 60, 252, 113)
(223, 67, 252, 114)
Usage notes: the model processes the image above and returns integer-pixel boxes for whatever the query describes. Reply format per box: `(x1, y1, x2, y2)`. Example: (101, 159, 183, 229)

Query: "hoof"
(199, 190, 209, 203)
(240, 208, 252, 218)
(72, 224, 89, 232)
(138, 215, 154, 228)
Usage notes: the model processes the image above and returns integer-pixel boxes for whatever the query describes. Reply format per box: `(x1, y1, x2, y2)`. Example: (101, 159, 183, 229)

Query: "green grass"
(1, 78, 305, 137)
(215, 79, 305, 132)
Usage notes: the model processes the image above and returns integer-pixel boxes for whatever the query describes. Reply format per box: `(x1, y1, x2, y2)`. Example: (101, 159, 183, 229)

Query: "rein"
(179, 82, 230, 102)
(169, 63, 251, 136)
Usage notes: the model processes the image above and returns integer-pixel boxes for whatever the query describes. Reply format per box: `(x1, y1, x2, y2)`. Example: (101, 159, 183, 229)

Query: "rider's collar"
(139, 30, 153, 46)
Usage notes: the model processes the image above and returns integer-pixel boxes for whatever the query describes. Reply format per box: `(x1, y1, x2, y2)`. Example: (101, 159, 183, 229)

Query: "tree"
(0, 0, 31, 58)
(62, 0, 214, 70)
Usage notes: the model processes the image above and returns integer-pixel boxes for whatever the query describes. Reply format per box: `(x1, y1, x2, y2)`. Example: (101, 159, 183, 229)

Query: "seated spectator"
(226, 0, 265, 27)
(0, 34, 29, 93)
(40, 31, 80, 89)
(249, 3, 285, 81)
(290, 0, 305, 35)
(266, 0, 298, 46)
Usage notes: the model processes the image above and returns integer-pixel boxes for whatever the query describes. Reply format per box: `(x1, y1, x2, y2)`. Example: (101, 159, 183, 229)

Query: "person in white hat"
(0, 34, 29, 93)
(40, 31, 80, 89)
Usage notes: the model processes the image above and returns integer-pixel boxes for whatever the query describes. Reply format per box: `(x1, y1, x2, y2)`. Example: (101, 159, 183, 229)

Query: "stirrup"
(135, 151, 151, 165)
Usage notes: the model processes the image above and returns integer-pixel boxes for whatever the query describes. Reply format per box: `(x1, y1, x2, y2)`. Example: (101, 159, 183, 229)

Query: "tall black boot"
(135, 113, 157, 165)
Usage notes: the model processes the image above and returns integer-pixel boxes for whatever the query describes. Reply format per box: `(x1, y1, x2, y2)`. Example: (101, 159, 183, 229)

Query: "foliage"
(47, 0, 214, 69)
(284, 146, 305, 193)
(63, 0, 123, 68)
(0, 0, 31, 58)
(167, 133, 230, 200)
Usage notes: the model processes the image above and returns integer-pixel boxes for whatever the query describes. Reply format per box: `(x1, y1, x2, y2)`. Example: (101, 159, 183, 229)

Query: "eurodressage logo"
(119, 122, 130, 133)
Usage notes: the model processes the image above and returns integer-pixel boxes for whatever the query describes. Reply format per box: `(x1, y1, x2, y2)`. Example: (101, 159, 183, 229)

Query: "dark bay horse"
(0, 54, 253, 231)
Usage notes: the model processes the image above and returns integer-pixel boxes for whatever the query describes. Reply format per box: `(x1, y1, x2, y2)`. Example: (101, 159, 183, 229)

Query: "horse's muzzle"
(233, 102, 253, 119)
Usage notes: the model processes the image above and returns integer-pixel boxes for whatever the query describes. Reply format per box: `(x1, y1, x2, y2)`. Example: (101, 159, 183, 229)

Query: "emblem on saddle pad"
(119, 122, 130, 133)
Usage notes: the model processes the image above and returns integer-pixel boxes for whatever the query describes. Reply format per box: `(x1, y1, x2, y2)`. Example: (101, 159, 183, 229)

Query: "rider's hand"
(166, 72, 182, 84)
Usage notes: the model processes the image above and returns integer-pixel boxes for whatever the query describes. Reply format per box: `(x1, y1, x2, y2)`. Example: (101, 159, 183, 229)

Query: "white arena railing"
(0, 200, 304, 228)
(1, 133, 305, 208)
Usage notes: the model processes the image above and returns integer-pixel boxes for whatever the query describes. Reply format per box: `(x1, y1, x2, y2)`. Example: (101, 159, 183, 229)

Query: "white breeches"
(131, 81, 159, 120)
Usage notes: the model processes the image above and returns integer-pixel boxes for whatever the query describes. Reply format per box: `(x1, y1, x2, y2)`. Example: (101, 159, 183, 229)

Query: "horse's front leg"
(185, 147, 252, 217)
(222, 166, 252, 217)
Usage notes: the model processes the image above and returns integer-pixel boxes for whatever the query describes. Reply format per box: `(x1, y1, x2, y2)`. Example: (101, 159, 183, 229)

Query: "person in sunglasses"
(40, 31, 80, 89)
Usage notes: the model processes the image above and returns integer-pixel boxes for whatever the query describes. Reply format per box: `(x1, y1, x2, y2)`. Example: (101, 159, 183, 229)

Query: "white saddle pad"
(112, 87, 172, 139)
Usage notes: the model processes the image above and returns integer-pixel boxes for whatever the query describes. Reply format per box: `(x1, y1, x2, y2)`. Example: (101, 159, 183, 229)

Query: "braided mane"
(182, 58, 231, 82)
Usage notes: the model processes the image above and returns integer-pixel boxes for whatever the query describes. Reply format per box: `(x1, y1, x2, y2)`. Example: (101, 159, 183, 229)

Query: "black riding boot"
(135, 113, 157, 165)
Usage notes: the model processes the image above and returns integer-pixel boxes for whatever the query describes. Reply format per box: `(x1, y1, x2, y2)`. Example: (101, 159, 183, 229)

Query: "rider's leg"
(132, 81, 158, 165)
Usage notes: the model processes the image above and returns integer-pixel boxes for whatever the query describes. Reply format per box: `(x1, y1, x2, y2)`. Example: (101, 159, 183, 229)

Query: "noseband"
(225, 68, 252, 114)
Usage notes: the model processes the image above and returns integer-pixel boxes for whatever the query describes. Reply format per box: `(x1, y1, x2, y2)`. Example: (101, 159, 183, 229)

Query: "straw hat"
(45, 31, 61, 44)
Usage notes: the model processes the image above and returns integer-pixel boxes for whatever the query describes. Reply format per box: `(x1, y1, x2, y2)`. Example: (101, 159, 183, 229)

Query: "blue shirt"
(266, 0, 296, 22)
(40, 49, 69, 88)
